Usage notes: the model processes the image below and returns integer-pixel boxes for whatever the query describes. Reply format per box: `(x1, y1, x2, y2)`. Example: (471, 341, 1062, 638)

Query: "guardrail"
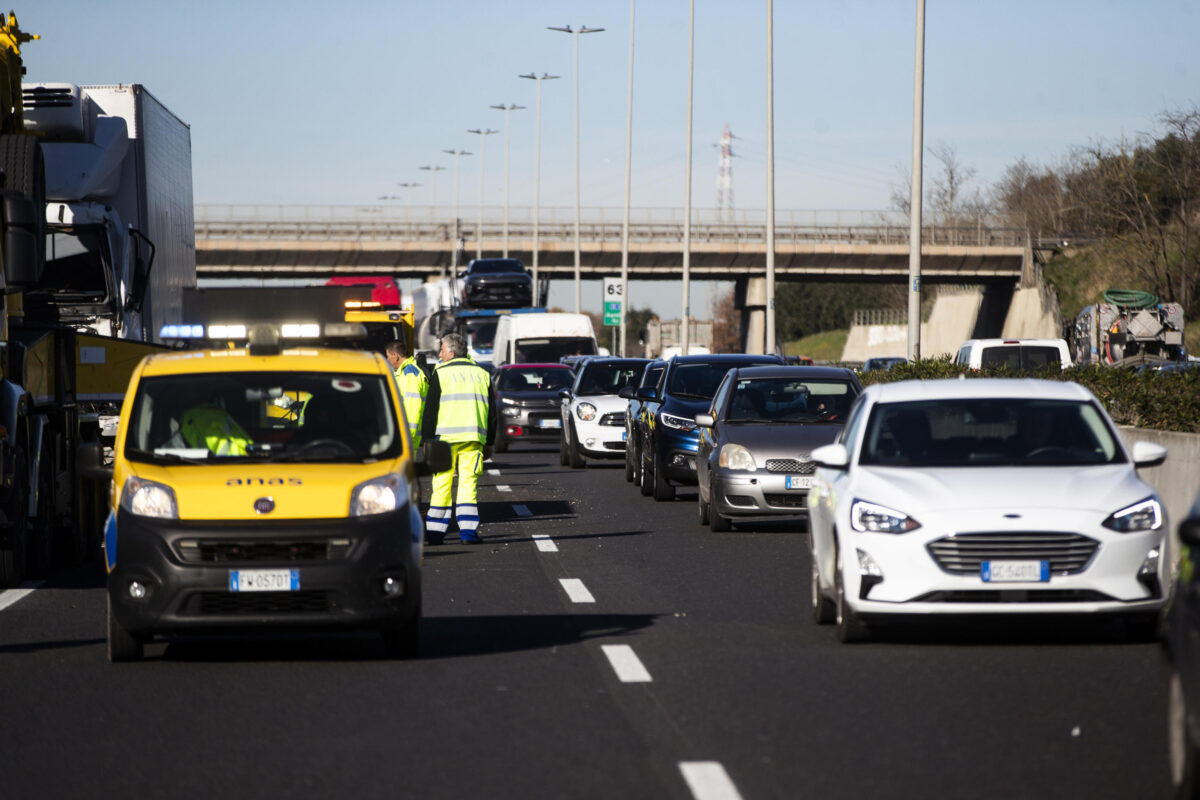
(195, 205, 1031, 248)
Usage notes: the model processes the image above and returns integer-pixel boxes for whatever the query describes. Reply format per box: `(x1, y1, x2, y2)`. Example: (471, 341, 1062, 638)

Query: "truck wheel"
(29, 460, 55, 577)
(107, 594, 144, 662)
(568, 422, 586, 469)
(0, 451, 30, 588)
(0, 134, 46, 268)
(652, 451, 675, 502)
(380, 604, 421, 660)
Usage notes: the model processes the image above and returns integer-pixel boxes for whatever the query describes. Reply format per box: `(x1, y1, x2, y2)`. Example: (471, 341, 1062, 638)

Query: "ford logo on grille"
(254, 497, 276, 515)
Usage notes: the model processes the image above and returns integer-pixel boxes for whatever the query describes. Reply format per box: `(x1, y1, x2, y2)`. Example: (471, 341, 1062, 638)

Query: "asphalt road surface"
(0, 445, 1173, 799)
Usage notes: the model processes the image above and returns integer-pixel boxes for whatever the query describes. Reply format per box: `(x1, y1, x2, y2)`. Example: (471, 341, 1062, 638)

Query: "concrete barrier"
(1119, 427, 1200, 529)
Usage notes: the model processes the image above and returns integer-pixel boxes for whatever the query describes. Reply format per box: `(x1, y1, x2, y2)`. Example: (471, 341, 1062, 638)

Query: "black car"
(459, 258, 533, 309)
(635, 353, 784, 501)
(492, 362, 575, 452)
(619, 360, 666, 484)
(1165, 493, 1200, 796)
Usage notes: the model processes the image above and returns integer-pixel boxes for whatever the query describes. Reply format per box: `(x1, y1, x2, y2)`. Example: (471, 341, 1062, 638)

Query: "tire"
(567, 422, 586, 469)
(29, 455, 54, 578)
(638, 448, 654, 497)
(0, 134, 47, 269)
(707, 477, 730, 530)
(380, 605, 421, 660)
(107, 594, 144, 662)
(0, 449, 30, 588)
(623, 433, 636, 482)
(559, 429, 570, 466)
(698, 484, 710, 526)
(1169, 664, 1200, 799)
(811, 556, 835, 625)
(652, 450, 676, 501)
(835, 547, 870, 643)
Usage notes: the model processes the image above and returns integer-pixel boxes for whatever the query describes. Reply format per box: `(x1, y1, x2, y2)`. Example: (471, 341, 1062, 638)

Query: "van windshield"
(124, 371, 402, 464)
(980, 345, 1063, 370)
(514, 336, 597, 364)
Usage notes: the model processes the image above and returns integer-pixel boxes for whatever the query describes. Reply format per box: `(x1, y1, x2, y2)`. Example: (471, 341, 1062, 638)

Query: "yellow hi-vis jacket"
(420, 357, 494, 446)
(180, 404, 253, 456)
(394, 356, 428, 448)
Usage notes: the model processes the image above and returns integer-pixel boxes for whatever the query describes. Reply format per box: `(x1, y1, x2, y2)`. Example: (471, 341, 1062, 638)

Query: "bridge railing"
(195, 204, 1029, 247)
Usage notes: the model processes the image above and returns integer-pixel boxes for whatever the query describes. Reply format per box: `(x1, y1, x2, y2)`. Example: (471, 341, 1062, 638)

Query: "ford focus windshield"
(860, 398, 1123, 467)
(124, 372, 401, 463)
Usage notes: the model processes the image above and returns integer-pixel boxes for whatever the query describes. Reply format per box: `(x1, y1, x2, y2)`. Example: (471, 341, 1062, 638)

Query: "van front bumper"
(107, 507, 421, 638)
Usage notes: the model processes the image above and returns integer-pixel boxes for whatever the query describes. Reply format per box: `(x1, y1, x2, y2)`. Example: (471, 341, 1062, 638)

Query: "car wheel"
(639, 446, 654, 497)
(624, 435, 636, 483)
(834, 546, 870, 643)
(380, 605, 421, 660)
(652, 450, 675, 502)
(698, 482, 710, 526)
(568, 422, 586, 469)
(559, 428, 570, 466)
(1169, 663, 1200, 798)
(811, 556, 835, 625)
(107, 594, 144, 662)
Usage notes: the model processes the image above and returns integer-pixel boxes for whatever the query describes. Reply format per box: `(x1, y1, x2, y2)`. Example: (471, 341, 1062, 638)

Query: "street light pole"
(549, 24, 605, 313)
(765, 0, 776, 356)
(908, 0, 925, 361)
(443, 149, 472, 272)
(490, 103, 526, 258)
(418, 165, 445, 221)
(467, 129, 498, 260)
(681, 1, 694, 356)
(397, 182, 421, 225)
(620, 1, 636, 357)
(519, 72, 559, 307)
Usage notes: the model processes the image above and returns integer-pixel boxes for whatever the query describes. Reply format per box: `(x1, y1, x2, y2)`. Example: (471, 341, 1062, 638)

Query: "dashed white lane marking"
(532, 535, 558, 552)
(601, 644, 653, 683)
(0, 581, 45, 613)
(559, 578, 595, 603)
(497, 485, 512, 493)
(513, 504, 532, 517)
(679, 762, 743, 800)
(487, 469, 500, 476)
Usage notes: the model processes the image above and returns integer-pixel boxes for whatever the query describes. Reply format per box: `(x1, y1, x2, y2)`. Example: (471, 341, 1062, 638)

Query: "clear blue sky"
(21, 1, 1200, 314)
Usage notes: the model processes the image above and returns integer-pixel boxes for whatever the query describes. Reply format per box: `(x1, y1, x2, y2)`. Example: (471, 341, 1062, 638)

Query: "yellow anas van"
(104, 330, 447, 661)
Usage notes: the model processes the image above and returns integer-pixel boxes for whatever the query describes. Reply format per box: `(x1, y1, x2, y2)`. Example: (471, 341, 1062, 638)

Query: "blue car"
(635, 353, 783, 501)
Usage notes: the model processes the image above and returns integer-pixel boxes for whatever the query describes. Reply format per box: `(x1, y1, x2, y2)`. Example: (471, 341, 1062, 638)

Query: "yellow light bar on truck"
(344, 300, 383, 310)
(280, 323, 321, 338)
(207, 324, 247, 339)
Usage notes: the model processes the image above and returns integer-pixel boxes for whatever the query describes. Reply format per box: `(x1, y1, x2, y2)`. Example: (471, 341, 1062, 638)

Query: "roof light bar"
(159, 324, 205, 338)
(281, 323, 321, 338)
(207, 324, 247, 339)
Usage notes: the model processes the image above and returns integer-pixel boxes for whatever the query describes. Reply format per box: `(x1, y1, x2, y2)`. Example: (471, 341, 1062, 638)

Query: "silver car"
(695, 366, 863, 531)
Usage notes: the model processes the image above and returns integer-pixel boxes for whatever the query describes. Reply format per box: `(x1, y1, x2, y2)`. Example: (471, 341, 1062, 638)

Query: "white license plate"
(229, 569, 300, 592)
(981, 561, 1049, 582)
(539, 419, 561, 428)
(785, 475, 815, 490)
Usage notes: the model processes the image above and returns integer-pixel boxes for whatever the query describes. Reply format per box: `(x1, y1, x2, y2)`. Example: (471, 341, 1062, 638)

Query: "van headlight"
(718, 443, 755, 471)
(1102, 497, 1162, 533)
(351, 473, 408, 517)
(120, 476, 179, 519)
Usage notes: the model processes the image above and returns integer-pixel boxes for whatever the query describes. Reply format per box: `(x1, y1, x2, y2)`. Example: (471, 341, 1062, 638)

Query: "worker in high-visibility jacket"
(177, 403, 253, 456)
(419, 332, 496, 544)
(386, 338, 428, 449)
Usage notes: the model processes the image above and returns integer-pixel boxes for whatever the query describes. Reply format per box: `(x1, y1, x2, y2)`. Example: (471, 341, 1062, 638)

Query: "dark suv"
(459, 258, 533, 309)
(636, 353, 783, 501)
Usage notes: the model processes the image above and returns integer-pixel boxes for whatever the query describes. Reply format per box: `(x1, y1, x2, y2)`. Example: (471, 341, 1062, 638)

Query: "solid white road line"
(601, 644, 653, 683)
(497, 485, 512, 493)
(0, 581, 45, 613)
(559, 578, 595, 603)
(513, 504, 533, 517)
(532, 535, 558, 552)
(679, 762, 744, 800)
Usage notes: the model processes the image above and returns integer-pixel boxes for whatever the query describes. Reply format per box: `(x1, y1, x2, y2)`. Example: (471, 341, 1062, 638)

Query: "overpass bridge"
(195, 204, 1034, 285)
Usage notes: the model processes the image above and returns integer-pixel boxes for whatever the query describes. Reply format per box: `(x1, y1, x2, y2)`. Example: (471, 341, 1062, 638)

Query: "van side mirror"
(415, 440, 452, 476)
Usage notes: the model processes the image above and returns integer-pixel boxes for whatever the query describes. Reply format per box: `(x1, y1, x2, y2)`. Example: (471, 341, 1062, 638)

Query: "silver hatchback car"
(695, 366, 863, 530)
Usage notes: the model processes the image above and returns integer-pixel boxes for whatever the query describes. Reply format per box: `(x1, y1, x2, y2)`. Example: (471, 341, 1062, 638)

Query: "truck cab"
(104, 329, 447, 661)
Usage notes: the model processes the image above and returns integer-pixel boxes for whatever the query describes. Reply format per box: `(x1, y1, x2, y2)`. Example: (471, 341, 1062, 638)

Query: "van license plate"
(230, 569, 300, 592)
(981, 561, 1049, 582)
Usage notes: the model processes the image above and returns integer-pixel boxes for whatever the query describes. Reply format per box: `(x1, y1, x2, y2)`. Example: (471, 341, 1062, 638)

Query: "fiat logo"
(254, 497, 276, 515)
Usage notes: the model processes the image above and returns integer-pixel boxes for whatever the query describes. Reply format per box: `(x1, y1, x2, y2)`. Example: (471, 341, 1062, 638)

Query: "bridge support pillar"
(737, 276, 767, 354)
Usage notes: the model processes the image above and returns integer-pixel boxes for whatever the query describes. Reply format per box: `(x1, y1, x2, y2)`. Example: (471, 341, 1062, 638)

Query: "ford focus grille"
(927, 532, 1099, 576)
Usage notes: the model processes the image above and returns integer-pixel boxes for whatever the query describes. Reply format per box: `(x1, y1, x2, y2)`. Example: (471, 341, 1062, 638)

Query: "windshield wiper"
(671, 392, 710, 400)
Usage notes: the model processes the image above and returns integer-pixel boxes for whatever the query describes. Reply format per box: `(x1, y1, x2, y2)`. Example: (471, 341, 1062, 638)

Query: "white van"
(954, 338, 1073, 370)
(492, 312, 599, 367)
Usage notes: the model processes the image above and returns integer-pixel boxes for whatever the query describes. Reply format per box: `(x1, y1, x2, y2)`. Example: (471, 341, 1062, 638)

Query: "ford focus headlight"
(660, 412, 697, 432)
(718, 443, 756, 471)
(351, 473, 408, 517)
(851, 499, 920, 534)
(575, 402, 598, 421)
(120, 476, 179, 519)
(1102, 497, 1162, 533)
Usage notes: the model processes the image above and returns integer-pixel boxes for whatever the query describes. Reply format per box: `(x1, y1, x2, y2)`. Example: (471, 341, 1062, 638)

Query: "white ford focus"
(807, 378, 1169, 642)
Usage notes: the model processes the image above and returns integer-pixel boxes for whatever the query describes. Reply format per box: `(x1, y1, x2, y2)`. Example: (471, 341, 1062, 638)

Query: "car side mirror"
(1181, 517, 1200, 549)
(415, 440, 452, 476)
(618, 386, 634, 400)
(558, 389, 572, 400)
(811, 443, 849, 470)
(636, 387, 658, 402)
(1131, 441, 1167, 468)
(694, 413, 714, 428)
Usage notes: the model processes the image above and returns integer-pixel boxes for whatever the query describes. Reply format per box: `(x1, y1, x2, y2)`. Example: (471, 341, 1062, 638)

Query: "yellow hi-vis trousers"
(425, 441, 483, 539)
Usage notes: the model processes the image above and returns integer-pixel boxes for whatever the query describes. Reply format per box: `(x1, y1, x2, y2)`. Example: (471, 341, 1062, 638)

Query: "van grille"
(193, 591, 331, 615)
(177, 539, 351, 563)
